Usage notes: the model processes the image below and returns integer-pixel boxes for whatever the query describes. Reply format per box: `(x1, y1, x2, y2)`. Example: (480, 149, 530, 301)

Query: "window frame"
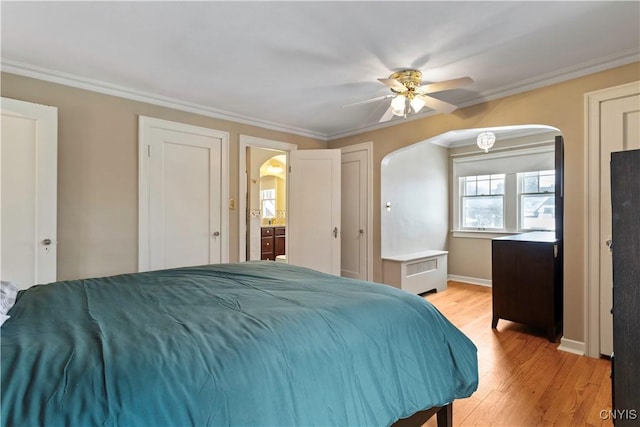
(517, 170, 556, 232)
(451, 145, 556, 238)
(459, 174, 506, 231)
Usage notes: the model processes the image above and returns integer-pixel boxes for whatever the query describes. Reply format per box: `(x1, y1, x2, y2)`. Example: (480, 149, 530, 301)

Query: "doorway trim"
(238, 135, 297, 262)
(340, 141, 374, 281)
(584, 81, 640, 358)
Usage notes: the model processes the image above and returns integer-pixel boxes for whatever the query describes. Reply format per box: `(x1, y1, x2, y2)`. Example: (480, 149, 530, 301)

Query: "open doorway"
(246, 149, 287, 261)
(380, 125, 562, 293)
(238, 135, 297, 263)
(239, 136, 369, 278)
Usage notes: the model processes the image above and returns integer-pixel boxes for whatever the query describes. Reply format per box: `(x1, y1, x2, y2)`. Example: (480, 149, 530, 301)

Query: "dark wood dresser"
(491, 232, 562, 342)
(610, 149, 640, 426)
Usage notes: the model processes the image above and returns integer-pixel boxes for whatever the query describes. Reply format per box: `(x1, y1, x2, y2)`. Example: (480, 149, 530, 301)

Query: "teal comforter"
(1, 261, 477, 426)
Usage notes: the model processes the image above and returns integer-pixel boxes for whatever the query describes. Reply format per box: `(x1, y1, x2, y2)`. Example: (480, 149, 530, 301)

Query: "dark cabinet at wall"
(261, 227, 285, 261)
(610, 149, 640, 426)
(491, 232, 563, 342)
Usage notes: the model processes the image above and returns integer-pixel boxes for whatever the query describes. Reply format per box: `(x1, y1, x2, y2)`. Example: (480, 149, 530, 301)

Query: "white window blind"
(453, 146, 554, 177)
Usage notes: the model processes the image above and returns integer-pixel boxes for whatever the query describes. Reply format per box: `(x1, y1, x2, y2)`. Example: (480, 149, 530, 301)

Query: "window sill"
(451, 230, 520, 239)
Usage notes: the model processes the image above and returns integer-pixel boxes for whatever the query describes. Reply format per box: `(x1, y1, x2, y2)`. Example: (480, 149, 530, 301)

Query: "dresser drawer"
(261, 237, 273, 252)
(261, 227, 274, 237)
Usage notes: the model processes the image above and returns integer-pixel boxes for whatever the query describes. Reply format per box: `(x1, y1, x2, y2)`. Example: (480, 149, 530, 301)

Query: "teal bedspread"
(1, 261, 477, 426)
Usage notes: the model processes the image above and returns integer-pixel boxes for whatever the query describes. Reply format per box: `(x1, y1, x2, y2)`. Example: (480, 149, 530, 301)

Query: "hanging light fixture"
(266, 162, 283, 174)
(477, 131, 496, 153)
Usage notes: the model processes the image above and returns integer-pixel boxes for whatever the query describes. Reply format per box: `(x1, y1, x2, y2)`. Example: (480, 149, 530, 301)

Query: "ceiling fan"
(347, 69, 473, 122)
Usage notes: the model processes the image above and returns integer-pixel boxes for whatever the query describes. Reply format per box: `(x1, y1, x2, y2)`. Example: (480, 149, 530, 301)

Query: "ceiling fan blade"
(419, 77, 473, 94)
(379, 105, 395, 122)
(377, 78, 407, 92)
(418, 95, 458, 114)
(343, 94, 393, 108)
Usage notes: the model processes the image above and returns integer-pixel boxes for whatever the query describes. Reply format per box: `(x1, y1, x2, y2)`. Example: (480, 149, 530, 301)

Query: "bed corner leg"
(436, 403, 452, 427)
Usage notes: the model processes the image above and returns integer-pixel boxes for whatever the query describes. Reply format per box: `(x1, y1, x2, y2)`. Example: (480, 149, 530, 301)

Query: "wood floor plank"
(421, 281, 612, 427)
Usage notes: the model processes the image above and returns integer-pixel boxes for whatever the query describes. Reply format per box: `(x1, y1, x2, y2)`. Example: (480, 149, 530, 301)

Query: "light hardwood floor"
(422, 281, 612, 427)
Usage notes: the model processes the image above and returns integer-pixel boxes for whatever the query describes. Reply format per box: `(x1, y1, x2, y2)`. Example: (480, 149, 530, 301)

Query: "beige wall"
(328, 62, 640, 343)
(3, 62, 639, 345)
(1, 72, 325, 280)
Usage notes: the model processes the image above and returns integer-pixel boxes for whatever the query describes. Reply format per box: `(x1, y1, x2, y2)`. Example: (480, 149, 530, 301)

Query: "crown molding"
(0, 59, 329, 141)
(462, 48, 640, 106)
(3, 47, 638, 143)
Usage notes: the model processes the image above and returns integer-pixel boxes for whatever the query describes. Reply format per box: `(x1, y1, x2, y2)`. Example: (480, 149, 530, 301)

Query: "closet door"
(139, 116, 229, 271)
(1, 98, 57, 289)
(288, 149, 341, 275)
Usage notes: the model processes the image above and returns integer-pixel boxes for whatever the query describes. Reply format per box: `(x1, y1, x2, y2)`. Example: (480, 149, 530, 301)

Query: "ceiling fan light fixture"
(370, 69, 473, 123)
(266, 162, 283, 174)
(477, 131, 496, 153)
(391, 95, 406, 116)
(410, 96, 426, 113)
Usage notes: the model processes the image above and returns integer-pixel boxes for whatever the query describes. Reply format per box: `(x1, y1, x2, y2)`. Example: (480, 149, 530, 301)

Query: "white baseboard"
(557, 337, 585, 355)
(448, 275, 492, 287)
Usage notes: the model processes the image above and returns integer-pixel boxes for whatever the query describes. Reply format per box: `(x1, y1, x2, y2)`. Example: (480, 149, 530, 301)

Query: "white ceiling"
(1, 1, 639, 141)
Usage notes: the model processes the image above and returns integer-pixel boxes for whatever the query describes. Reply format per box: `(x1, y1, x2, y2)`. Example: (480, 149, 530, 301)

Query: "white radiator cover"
(382, 250, 448, 294)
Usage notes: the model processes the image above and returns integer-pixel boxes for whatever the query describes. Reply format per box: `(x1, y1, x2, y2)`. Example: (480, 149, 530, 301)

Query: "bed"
(1, 261, 478, 426)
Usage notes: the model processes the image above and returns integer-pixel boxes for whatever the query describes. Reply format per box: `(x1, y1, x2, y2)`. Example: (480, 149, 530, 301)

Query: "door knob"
(333, 227, 338, 238)
(212, 231, 220, 237)
(42, 239, 52, 246)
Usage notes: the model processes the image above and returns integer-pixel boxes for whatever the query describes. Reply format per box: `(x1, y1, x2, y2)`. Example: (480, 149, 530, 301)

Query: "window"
(260, 188, 276, 218)
(460, 174, 505, 229)
(519, 170, 555, 231)
(452, 145, 556, 235)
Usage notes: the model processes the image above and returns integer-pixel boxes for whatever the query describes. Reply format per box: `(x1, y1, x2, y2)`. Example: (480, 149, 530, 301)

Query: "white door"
(598, 93, 640, 355)
(341, 148, 369, 280)
(139, 117, 229, 271)
(288, 149, 341, 275)
(1, 97, 57, 289)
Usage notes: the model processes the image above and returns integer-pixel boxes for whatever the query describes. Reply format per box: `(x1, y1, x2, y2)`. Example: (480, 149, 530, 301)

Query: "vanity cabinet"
(274, 227, 286, 258)
(261, 227, 285, 261)
(491, 231, 562, 342)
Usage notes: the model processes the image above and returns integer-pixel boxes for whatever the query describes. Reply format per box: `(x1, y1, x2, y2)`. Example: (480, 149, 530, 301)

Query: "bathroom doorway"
(238, 135, 297, 263)
(246, 148, 288, 261)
